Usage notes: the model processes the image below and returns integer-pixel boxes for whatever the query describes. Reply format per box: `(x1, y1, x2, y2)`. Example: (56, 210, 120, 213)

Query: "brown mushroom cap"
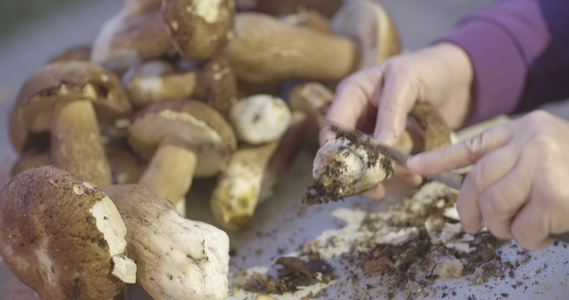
(128, 98, 237, 177)
(91, 10, 172, 71)
(235, 0, 343, 18)
(193, 57, 238, 115)
(122, 60, 198, 108)
(0, 166, 131, 300)
(162, 0, 236, 61)
(47, 45, 92, 64)
(14, 61, 131, 132)
(8, 104, 50, 154)
(224, 12, 356, 83)
(331, 0, 401, 67)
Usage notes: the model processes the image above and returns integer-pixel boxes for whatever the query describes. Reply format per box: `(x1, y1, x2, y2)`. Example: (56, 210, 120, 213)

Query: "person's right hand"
(320, 42, 474, 199)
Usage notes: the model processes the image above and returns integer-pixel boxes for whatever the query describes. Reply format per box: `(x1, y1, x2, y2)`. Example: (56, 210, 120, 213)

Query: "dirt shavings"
(231, 181, 536, 299)
(302, 124, 393, 205)
(230, 255, 335, 294)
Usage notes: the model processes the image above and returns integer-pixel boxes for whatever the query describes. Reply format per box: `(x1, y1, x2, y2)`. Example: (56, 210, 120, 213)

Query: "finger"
(456, 145, 519, 234)
(362, 183, 386, 200)
(373, 72, 417, 145)
(477, 151, 533, 238)
(407, 123, 513, 176)
(320, 68, 385, 145)
(511, 200, 553, 251)
(327, 67, 386, 128)
(383, 165, 424, 194)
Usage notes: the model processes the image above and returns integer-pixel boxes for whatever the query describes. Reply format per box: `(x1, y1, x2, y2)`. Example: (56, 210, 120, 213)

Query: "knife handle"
(428, 171, 465, 191)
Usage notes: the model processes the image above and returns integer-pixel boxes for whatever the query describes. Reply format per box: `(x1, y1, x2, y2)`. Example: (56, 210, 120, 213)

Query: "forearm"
(438, 0, 569, 126)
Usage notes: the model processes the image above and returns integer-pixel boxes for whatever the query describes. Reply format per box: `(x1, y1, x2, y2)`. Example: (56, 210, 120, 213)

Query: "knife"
(320, 117, 569, 243)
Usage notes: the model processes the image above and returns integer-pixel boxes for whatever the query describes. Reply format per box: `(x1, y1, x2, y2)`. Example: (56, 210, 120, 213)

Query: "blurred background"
(0, 0, 495, 183)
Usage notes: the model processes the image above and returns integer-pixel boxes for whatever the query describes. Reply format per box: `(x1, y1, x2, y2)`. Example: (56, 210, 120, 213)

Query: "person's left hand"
(407, 110, 569, 251)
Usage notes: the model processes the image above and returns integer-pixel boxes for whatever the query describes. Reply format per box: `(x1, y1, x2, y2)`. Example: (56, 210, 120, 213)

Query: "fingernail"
(376, 130, 395, 144)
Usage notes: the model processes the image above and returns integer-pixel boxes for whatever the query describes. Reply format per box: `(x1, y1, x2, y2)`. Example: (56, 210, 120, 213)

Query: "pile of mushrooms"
(2, 0, 404, 299)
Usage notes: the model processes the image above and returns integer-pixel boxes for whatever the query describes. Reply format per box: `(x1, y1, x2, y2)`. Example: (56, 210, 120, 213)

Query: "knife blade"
(319, 116, 464, 190)
(320, 116, 569, 243)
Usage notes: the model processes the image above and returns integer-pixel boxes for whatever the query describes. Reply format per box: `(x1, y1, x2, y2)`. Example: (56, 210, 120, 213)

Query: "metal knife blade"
(319, 116, 463, 191)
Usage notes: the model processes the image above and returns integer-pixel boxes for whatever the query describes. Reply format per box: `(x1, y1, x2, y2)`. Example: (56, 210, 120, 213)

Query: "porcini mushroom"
(122, 57, 237, 115)
(235, 0, 343, 18)
(330, 0, 401, 66)
(101, 184, 230, 300)
(303, 135, 394, 205)
(8, 105, 50, 155)
(210, 138, 281, 231)
(122, 60, 198, 108)
(228, 94, 291, 145)
(224, 12, 356, 83)
(91, 1, 171, 70)
(161, 0, 236, 61)
(47, 45, 92, 63)
(0, 166, 136, 300)
(225, 1, 400, 83)
(128, 98, 236, 207)
(13, 61, 131, 186)
(304, 102, 452, 204)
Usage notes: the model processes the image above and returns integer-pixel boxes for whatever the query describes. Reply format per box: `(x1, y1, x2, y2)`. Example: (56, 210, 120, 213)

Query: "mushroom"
(0, 166, 136, 300)
(47, 45, 92, 63)
(91, 1, 171, 70)
(303, 135, 394, 205)
(122, 60, 197, 108)
(330, 0, 401, 67)
(288, 81, 334, 131)
(225, 1, 400, 83)
(235, 0, 343, 18)
(122, 57, 237, 115)
(224, 12, 356, 83)
(9, 149, 49, 178)
(101, 184, 230, 300)
(161, 0, 236, 61)
(210, 138, 281, 231)
(128, 98, 236, 208)
(304, 102, 452, 204)
(13, 61, 131, 186)
(279, 9, 333, 33)
(8, 105, 50, 155)
(228, 94, 291, 145)
(259, 111, 315, 201)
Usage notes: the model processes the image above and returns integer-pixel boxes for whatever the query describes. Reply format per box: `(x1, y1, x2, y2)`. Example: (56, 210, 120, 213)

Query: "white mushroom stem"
(228, 94, 291, 145)
(210, 139, 280, 231)
(137, 137, 197, 214)
(259, 111, 314, 201)
(50, 99, 112, 186)
(101, 184, 230, 300)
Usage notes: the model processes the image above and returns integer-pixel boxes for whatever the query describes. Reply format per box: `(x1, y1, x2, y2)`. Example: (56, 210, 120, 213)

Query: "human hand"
(320, 42, 474, 199)
(407, 111, 569, 250)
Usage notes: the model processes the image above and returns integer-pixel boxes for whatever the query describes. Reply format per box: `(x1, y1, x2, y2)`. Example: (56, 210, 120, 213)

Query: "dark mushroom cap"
(195, 57, 237, 115)
(162, 0, 235, 60)
(0, 166, 128, 300)
(128, 98, 237, 177)
(14, 61, 131, 132)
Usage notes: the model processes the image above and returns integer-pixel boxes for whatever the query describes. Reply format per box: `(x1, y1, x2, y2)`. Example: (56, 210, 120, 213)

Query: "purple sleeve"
(437, 0, 569, 126)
